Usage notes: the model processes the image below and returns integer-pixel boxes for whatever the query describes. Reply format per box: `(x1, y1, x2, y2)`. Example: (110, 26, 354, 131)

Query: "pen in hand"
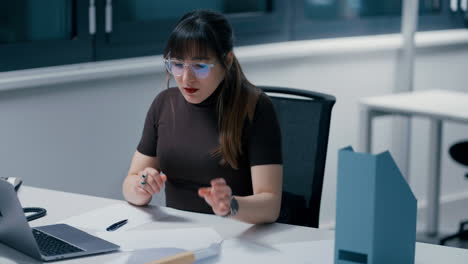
(106, 219, 128, 231)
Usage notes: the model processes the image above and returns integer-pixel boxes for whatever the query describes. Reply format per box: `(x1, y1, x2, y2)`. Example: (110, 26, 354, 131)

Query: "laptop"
(0, 180, 120, 262)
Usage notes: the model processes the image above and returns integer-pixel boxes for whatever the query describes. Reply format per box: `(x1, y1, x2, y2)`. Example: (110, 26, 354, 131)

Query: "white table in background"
(359, 89, 468, 237)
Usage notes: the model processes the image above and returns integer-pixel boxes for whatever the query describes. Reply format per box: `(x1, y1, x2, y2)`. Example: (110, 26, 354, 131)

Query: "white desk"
(2, 186, 468, 263)
(359, 89, 468, 237)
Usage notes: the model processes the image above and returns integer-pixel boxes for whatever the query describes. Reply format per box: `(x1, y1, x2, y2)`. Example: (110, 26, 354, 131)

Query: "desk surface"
(360, 89, 468, 122)
(2, 186, 468, 264)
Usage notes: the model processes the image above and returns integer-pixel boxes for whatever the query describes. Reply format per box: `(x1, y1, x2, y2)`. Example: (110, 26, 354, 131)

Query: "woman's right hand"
(133, 167, 167, 196)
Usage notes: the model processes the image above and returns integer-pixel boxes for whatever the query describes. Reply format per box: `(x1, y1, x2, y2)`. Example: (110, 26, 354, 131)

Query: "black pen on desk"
(106, 219, 128, 231)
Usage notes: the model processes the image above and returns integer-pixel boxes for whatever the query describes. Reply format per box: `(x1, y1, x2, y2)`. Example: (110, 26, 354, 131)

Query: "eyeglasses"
(164, 59, 215, 79)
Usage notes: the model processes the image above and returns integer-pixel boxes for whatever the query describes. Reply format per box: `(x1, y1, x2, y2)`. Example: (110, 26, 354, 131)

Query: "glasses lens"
(165, 60, 212, 79)
(170, 61, 184, 76)
(191, 63, 210, 79)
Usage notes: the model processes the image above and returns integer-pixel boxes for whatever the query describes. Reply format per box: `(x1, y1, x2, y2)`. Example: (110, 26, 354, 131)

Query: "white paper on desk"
(96, 227, 222, 251)
(273, 239, 335, 264)
(102, 248, 193, 264)
(58, 203, 162, 232)
(102, 238, 299, 264)
(127, 247, 186, 264)
(201, 239, 300, 264)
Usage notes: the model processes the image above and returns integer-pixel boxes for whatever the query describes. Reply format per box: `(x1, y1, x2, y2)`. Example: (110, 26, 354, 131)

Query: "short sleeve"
(247, 93, 283, 166)
(137, 92, 164, 156)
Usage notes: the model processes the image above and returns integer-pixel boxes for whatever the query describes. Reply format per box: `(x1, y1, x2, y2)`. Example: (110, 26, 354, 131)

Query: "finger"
(139, 170, 150, 185)
(198, 188, 215, 207)
(221, 201, 230, 211)
(210, 178, 226, 186)
(136, 184, 152, 196)
(211, 185, 229, 203)
(147, 169, 166, 190)
(215, 202, 230, 216)
(212, 185, 231, 195)
(136, 170, 158, 196)
(212, 186, 231, 200)
(212, 182, 228, 191)
(139, 171, 157, 194)
(211, 182, 230, 195)
(212, 193, 230, 204)
(210, 191, 229, 206)
(136, 179, 154, 196)
(160, 173, 167, 182)
(215, 195, 231, 205)
(145, 167, 160, 177)
(150, 173, 163, 190)
(145, 167, 161, 181)
(214, 196, 231, 206)
(198, 187, 212, 197)
(144, 173, 160, 194)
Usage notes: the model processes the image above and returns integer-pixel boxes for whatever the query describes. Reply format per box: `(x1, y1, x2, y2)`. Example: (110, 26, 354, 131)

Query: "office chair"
(439, 141, 468, 247)
(260, 86, 336, 228)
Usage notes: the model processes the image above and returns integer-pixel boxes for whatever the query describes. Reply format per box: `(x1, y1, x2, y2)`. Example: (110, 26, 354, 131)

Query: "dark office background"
(0, 0, 466, 72)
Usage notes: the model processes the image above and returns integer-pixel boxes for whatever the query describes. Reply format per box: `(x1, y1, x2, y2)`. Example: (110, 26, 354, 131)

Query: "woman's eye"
(193, 63, 207, 70)
(173, 62, 184, 68)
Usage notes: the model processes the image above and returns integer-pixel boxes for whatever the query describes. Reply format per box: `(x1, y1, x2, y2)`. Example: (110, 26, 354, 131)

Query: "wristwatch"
(223, 197, 239, 218)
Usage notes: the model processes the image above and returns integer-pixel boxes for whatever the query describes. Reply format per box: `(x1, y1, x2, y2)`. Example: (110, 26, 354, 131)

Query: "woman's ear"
(225, 51, 234, 69)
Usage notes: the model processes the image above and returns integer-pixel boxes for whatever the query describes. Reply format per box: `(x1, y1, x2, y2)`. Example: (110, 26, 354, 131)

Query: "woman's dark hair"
(164, 10, 260, 169)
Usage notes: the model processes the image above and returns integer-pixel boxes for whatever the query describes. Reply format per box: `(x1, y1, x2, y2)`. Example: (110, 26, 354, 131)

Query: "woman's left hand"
(198, 178, 232, 216)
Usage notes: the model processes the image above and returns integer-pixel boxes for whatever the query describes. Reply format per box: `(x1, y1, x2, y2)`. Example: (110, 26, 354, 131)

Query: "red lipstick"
(184, 88, 198, 94)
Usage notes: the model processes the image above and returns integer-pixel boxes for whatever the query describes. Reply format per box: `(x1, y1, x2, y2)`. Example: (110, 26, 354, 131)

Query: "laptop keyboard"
(32, 229, 84, 256)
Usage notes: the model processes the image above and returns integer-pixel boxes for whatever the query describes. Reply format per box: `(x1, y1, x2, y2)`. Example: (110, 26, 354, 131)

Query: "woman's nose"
(182, 65, 196, 82)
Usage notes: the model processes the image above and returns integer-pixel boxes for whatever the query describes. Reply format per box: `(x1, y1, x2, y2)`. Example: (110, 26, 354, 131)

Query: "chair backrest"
(449, 141, 468, 167)
(449, 141, 468, 179)
(260, 86, 336, 228)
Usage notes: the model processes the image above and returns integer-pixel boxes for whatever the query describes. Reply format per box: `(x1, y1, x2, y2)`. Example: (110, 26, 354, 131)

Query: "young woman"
(122, 10, 283, 224)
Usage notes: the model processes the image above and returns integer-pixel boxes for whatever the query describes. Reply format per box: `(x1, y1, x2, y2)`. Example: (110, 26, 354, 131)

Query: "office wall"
(0, 36, 467, 228)
(0, 73, 167, 205)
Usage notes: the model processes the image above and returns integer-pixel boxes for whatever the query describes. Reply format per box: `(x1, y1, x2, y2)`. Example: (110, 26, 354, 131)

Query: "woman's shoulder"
(151, 87, 179, 105)
(254, 90, 275, 116)
(155, 87, 179, 100)
(147, 87, 180, 115)
(257, 90, 272, 103)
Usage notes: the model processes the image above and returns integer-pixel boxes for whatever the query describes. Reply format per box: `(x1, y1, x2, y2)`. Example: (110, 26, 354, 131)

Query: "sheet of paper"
(126, 247, 186, 264)
(200, 239, 301, 264)
(58, 203, 165, 232)
(101, 238, 299, 264)
(272, 239, 335, 264)
(96, 227, 222, 251)
(101, 248, 190, 264)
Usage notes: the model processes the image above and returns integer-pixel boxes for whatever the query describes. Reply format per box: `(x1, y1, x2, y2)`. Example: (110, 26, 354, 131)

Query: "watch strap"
(222, 197, 239, 218)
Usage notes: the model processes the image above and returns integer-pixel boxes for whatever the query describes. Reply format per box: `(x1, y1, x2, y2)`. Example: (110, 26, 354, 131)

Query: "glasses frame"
(164, 58, 216, 79)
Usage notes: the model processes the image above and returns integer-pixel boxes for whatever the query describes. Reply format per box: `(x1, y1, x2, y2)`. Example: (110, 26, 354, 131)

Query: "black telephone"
(0, 177, 46, 221)
(0, 176, 23, 191)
